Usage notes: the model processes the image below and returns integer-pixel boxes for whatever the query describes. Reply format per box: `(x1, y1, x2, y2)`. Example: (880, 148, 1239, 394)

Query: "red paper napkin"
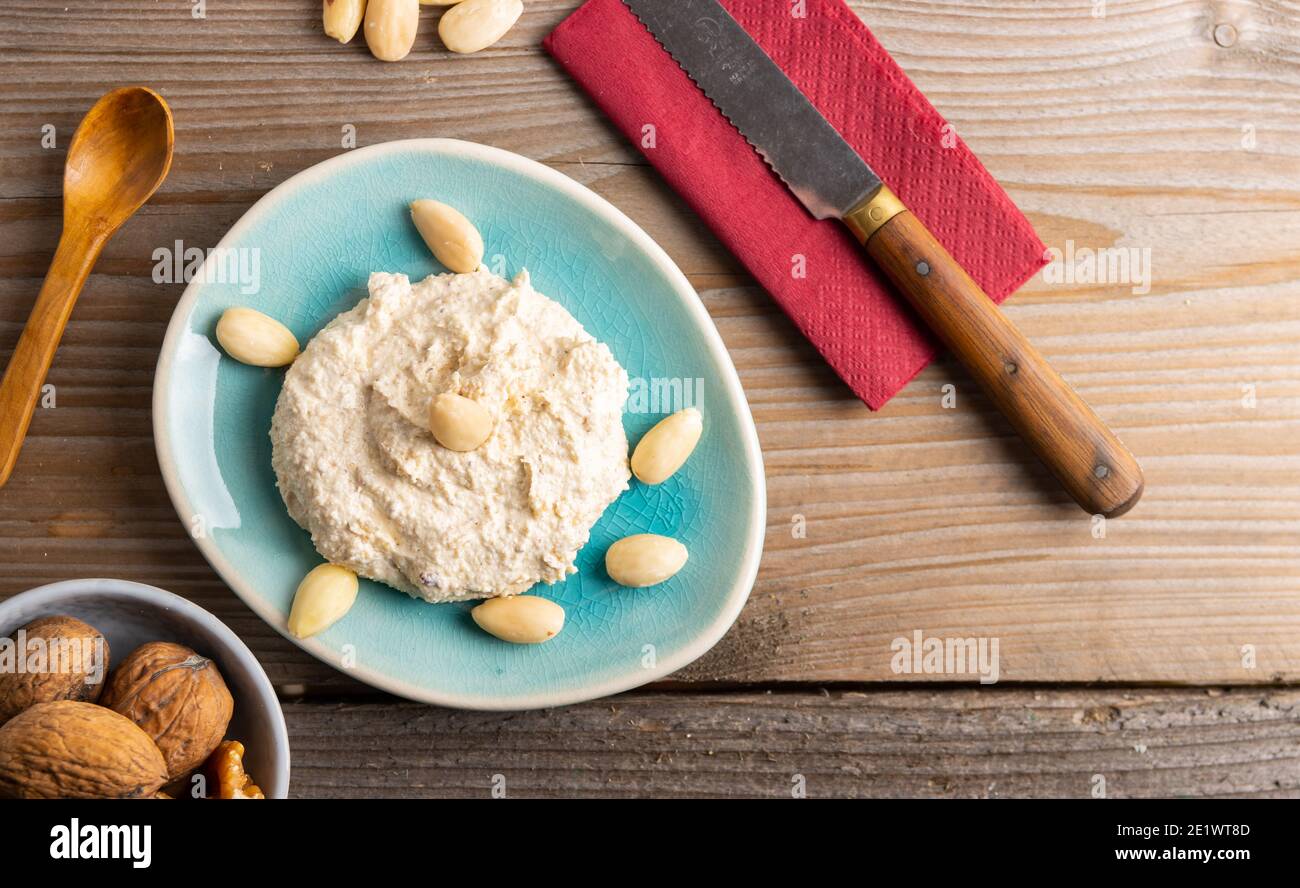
(544, 0, 1047, 409)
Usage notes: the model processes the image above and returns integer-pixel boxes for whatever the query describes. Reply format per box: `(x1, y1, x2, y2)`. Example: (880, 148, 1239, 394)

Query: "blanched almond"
(430, 392, 494, 451)
(364, 0, 419, 62)
(288, 564, 359, 639)
(471, 596, 565, 644)
(631, 407, 703, 484)
(215, 308, 299, 367)
(438, 0, 522, 54)
(323, 0, 367, 43)
(605, 534, 688, 588)
(410, 199, 483, 273)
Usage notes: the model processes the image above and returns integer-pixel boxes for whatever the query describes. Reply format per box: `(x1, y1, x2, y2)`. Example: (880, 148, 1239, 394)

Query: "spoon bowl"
(0, 87, 174, 487)
(63, 87, 174, 227)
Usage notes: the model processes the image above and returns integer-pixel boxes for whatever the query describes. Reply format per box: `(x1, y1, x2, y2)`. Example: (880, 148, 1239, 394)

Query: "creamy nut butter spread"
(271, 269, 630, 602)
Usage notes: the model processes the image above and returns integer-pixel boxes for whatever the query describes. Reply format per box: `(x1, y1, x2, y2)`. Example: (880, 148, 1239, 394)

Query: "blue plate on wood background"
(153, 139, 765, 709)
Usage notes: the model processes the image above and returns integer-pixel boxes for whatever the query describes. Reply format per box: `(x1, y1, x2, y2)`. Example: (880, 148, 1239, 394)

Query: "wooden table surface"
(2, 0, 1298, 797)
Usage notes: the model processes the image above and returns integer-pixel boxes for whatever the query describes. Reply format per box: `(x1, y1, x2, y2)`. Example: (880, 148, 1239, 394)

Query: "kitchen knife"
(622, 0, 1143, 517)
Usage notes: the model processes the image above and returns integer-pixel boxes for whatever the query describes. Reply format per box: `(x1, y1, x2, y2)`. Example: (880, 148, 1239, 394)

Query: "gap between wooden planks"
(280, 686, 1300, 799)
(0, 1, 1298, 685)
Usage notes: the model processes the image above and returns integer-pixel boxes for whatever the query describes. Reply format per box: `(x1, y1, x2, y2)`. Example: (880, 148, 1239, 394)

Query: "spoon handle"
(0, 227, 104, 487)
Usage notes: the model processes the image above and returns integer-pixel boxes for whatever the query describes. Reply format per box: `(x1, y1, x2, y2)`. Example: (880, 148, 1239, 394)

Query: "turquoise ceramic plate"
(154, 139, 765, 710)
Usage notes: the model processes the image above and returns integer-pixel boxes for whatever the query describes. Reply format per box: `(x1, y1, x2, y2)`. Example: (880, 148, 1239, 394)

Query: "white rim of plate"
(152, 138, 766, 711)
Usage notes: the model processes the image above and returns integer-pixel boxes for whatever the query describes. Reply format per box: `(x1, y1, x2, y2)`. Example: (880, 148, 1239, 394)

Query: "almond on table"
(323, 0, 367, 43)
(364, 0, 419, 62)
(438, 0, 523, 54)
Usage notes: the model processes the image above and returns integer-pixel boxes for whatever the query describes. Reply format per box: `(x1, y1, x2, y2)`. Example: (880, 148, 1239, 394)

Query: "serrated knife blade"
(622, 0, 879, 220)
(621, 0, 1145, 517)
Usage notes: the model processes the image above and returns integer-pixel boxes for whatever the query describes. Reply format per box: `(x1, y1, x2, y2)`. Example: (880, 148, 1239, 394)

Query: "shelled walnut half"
(205, 740, 265, 800)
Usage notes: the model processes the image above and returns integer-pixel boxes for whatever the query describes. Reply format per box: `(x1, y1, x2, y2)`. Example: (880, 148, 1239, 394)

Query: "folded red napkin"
(544, 0, 1046, 408)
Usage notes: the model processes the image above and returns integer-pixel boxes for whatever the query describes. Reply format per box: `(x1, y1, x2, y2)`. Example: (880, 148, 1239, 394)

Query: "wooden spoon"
(0, 86, 174, 488)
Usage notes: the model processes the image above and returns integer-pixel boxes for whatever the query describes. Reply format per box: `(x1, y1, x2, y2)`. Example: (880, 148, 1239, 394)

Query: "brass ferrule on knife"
(844, 185, 907, 244)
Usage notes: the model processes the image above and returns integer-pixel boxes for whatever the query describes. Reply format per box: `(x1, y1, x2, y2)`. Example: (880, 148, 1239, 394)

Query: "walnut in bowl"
(0, 579, 288, 798)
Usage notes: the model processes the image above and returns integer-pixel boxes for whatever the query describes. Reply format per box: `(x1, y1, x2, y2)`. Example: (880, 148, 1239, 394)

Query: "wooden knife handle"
(850, 190, 1143, 517)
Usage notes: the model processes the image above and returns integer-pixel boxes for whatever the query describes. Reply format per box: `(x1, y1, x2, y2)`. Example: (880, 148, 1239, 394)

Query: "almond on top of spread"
(270, 268, 631, 603)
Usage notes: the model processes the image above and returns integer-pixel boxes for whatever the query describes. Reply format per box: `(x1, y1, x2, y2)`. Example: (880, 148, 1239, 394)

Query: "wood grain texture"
(283, 687, 1300, 798)
(0, 0, 1297, 690)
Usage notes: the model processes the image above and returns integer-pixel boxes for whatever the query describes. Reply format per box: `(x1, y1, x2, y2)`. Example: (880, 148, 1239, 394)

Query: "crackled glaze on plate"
(153, 139, 764, 710)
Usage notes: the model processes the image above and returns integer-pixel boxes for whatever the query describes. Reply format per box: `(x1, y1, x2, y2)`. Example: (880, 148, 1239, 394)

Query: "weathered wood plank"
(0, 1, 1297, 686)
(282, 687, 1300, 798)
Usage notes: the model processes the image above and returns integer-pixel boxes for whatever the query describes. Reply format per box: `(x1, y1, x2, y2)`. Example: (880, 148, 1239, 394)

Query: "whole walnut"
(0, 701, 168, 799)
(102, 641, 233, 780)
(0, 615, 110, 726)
